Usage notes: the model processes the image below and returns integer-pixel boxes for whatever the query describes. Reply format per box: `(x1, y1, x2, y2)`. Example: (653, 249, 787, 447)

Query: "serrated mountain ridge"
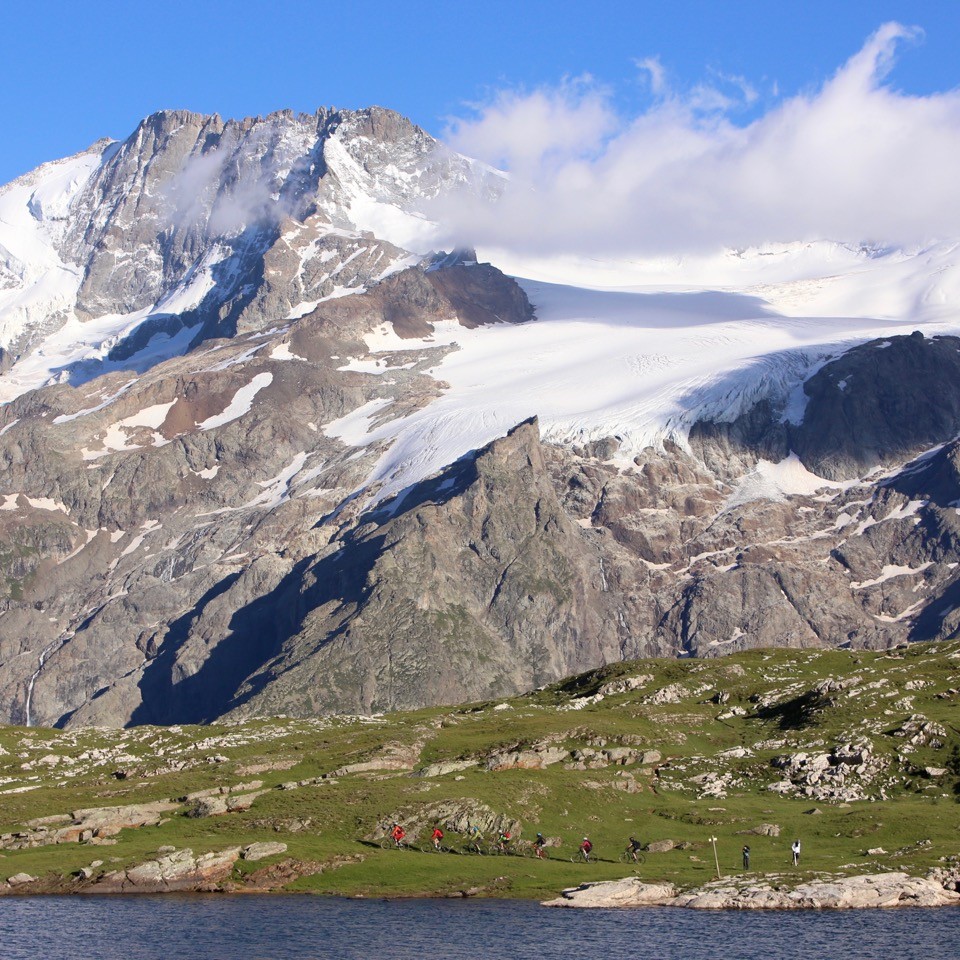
(0, 105, 495, 397)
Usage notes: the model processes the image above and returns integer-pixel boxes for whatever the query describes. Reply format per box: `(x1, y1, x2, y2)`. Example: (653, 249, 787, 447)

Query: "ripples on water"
(0, 895, 957, 960)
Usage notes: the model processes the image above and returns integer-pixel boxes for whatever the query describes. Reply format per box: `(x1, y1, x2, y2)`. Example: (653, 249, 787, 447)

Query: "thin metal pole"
(710, 835, 721, 879)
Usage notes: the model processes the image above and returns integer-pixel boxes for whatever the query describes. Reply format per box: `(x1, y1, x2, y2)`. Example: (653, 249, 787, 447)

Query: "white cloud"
(635, 56, 666, 96)
(445, 76, 617, 175)
(164, 148, 279, 237)
(433, 23, 957, 259)
(710, 70, 759, 106)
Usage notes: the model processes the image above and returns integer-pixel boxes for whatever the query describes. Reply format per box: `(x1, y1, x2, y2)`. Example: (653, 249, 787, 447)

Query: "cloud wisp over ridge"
(434, 23, 960, 261)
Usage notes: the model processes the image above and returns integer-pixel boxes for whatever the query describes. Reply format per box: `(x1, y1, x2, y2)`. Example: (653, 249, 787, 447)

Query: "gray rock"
(416, 760, 478, 778)
(1, 801, 179, 850)
(485, 744, 570, 772)
(667, 874, 960, 910)
(94, 847, 242, 892)
(6, 873, 36, 886)
(185, 790, 266, 818)
(330, 741, 423, 777)
(544, 878, 677, 908)
(645, 839, 676, 853)
(746, 823, 781, 837)
(598, 675, 653, 696)
(242, 842, 288, 861)
(792, 333, 960, 480)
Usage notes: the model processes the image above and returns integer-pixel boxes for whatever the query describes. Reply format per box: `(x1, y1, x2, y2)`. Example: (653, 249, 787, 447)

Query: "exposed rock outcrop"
(1, 801, 178, 850)
(792, 333, 960, 480)
(769, 742, 889, 802)
(673, 873, 960, 909)
(221, 417, 628, 717)
(544, 873, 960, 909)
(544, 877, 677, 908)
(376, 800, 520, 841)
(89, 847, 242, 893)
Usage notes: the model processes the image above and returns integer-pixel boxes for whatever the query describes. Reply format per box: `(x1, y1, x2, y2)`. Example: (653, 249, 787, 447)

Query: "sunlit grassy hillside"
(1, 641, 958, 899)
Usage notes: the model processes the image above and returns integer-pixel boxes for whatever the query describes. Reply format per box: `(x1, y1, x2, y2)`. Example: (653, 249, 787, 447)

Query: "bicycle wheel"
(535, 847, 549, 860)
(380, 838, 394, 850)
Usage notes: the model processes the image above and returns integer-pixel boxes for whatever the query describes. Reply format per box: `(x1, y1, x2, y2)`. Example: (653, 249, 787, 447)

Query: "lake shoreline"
(3, 868, 960, 910)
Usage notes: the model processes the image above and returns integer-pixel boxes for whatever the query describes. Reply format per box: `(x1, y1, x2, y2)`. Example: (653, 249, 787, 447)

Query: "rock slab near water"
(544, 873, 960, 910)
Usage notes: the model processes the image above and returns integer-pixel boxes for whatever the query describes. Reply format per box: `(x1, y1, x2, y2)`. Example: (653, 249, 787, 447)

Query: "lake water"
(0, 895, 957, 960)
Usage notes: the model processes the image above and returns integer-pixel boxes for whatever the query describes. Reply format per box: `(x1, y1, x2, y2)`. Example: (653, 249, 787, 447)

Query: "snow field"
(329, 270, 960, 507)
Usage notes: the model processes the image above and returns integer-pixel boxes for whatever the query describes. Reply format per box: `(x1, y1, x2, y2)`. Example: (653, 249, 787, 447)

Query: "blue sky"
(2, 0, 959, 185)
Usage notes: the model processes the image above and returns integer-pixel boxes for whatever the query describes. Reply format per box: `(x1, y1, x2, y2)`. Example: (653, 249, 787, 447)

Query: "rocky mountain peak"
(0, 103, 499, 401)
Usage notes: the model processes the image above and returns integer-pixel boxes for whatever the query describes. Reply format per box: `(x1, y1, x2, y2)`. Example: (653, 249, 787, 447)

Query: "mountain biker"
(467, 824, 484, 852)
(579, 836, 593, 862)
(390, 823, 406, 848)
(497, 830, 512, 853)
(627, 836, 643, 863)
(431, 825, 444, 850)
(534, 832, 547, 859)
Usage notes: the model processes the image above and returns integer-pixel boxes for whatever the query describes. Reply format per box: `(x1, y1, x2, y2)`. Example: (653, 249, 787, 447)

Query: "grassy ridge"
(1, 641, 958, 899)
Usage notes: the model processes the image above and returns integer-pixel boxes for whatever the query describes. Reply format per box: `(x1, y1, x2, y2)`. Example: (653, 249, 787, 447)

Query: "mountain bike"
(380, 837, 410, 850)
(618, 849, 646, 864)
(420, 840, 455, 854)
(570, 848, 594, 863)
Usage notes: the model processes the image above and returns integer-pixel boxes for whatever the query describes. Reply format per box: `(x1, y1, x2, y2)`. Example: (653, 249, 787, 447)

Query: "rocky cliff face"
(220, 418, 627, 719)
(0, 255, 539, 726)
(4, 324, 960, 727)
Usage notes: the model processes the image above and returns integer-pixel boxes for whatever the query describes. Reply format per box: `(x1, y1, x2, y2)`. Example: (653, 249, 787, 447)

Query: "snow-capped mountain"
(3, 106, 960, 729)
(0, 107, 495, 400)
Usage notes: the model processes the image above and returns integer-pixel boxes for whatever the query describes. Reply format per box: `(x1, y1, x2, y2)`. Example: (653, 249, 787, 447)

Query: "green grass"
(1, 641, 959, 897)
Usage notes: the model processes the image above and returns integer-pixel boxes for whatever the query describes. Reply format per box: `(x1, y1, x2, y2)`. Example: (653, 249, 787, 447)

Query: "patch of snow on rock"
(726, 454, 853, 508)
(851, 563, 933, 590)
(197, 373, 273, 430)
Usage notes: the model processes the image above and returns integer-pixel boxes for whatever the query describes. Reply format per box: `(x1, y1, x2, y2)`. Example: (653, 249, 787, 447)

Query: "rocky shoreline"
(544, 872, 960, 910)
(5, 859, 960, 908)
